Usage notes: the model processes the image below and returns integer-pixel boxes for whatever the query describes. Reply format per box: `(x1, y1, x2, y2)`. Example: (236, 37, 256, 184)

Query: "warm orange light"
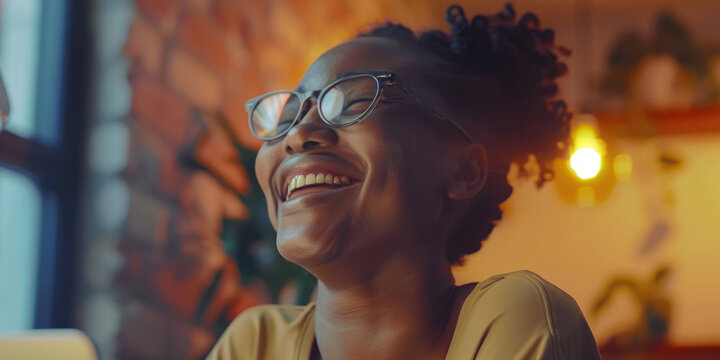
(571, 148, 602, 179)
(568, 116, 606, 181)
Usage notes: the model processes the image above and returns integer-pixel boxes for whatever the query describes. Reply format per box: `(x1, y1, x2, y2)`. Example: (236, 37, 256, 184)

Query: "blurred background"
(0, 0, 719, 359)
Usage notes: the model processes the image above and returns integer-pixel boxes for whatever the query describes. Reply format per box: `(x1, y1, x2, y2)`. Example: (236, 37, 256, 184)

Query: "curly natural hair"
(358, 4, 571, 265)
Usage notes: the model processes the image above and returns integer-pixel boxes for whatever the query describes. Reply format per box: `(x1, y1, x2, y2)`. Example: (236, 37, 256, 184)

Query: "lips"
(276, 154, 362, 202)
(286, 172, 356, 200)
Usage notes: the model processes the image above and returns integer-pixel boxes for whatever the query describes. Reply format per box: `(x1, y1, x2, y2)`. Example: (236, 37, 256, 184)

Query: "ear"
(447, 143, 488, 200)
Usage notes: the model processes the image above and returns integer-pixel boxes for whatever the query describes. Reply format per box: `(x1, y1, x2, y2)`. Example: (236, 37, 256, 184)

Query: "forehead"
(297, 37, 429, 91)
(295, 36, 492, 138)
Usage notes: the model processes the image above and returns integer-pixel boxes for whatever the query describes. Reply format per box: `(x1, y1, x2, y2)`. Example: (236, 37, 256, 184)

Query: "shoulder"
(458, 270, 600, 359)
(206, 303, 315, 360)
(228, 303, 313, 330)
(477, 270, 582, 324)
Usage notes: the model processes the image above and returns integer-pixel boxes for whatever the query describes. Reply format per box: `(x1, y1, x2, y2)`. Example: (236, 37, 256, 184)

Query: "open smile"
(286, 172, 357, 201)
(281, 181, 361, 211)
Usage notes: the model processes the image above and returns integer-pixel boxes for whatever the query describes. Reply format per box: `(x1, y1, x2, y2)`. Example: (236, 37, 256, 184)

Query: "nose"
(282, 98, 338, 154)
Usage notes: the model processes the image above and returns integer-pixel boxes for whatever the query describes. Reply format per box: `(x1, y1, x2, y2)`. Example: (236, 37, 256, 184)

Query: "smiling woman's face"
(254, 37, 464, 270)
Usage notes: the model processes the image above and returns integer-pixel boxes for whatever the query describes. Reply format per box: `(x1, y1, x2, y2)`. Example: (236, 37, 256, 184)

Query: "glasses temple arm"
(392, 85, 475, 143)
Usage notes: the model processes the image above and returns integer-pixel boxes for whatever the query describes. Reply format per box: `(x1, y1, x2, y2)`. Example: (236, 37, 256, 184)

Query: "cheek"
(255, 144, 282, 228)
(353, 120, 447, 226)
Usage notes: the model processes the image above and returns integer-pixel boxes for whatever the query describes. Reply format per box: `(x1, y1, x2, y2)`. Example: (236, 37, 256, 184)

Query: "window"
(0, 0, 82, 330)
(0, 0, 41, 138)
(0, 168, 41, 331)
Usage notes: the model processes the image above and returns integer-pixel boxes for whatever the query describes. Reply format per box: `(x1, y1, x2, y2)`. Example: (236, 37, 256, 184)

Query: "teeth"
(297, 174, 305, 187)
(286, 172, 355, 199)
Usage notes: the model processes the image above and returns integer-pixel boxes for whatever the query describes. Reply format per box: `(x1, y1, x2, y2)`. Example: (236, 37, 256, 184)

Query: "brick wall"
(118, 1, 266, 359)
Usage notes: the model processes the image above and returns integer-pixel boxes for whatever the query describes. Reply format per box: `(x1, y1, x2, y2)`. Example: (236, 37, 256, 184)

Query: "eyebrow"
(295, 70, 378, 92)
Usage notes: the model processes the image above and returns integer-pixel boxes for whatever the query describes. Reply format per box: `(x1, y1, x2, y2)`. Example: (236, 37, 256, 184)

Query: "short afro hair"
(357, 4, 571, 265)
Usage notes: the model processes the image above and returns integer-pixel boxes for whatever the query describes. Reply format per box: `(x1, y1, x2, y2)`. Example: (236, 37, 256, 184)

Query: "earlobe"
(447, 143, 488, 200)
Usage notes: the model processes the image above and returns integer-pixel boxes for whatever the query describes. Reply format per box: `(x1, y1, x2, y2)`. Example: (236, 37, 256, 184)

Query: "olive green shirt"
(207, 270, 601, 359)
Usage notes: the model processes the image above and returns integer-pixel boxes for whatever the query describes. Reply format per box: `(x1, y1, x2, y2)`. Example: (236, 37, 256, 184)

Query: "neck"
(311, 254, 459, 360)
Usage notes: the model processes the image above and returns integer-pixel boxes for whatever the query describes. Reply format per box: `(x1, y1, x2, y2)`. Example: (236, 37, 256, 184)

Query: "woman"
(209, 4, 600, 360)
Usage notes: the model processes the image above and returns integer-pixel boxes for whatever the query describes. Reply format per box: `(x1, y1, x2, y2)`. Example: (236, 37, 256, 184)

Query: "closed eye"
(342, 97, 375, 113)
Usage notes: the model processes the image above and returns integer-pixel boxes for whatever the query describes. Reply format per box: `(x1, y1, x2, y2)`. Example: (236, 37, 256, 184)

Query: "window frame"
(0, 0, 89, 329)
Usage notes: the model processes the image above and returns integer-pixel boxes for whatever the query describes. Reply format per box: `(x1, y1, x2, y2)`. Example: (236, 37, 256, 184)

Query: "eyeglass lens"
(250, 92, 302, 139)
(250, 75, 380, 140)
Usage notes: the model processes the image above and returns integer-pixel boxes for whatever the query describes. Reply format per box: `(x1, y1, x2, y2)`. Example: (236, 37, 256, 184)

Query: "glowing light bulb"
(570, 148, 602, 179)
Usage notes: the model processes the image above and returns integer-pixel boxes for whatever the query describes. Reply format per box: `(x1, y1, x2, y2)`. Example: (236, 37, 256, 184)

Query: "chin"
(275, 224, 348, 267)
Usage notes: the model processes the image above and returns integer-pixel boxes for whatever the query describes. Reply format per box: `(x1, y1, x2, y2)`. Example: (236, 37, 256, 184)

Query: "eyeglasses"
(245, 71, 474, 143)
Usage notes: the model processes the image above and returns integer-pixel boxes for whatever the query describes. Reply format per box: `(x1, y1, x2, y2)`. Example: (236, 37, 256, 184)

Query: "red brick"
(186, 325, 215, 359)
(131, 78, 191, 146)
(199, 260, 241, 325)
(223, 188, 248, 220)
(302, 1, 349, 34)
(115, 244, 145, 284)
(186, 0, 211, 11)
(136, 0, 173, 18)
(173, 174, 248, 240)
(179, 172, 226, 235)
(124, 122, 186, 199)
(213, 0, 243, 38)
(167, 49, 223, 109)
(126, 189, 171, 248)
(136, 0, 177, 34)
(123, 122, 151, 181)
(115, 243, 168, 289)
(124, 122, 160, 183)
(118, 303, 171, 359)
(222, 90, 263, 151)
(124, 13, 163, 76)
(199, 259, 268, 326)
(239, 0, 270, 40)
(150, 259, 214, 319)
(224, 63, 261, 97)
(251, 42, 288, 88)
(193, 127, 251, 194)
(118, 302, 214, 360)
(268, 2, 306, 51)
(156, 141, 186, 197)
(173, 212, 215, 241)
(176, 235, 227, 278)
(224, 37, 250, 81)
(225, 283, 268, 322)
(179, 9, 231, 75)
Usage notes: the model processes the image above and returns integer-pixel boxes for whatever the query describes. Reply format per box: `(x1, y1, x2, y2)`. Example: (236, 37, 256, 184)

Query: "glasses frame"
(245, 71, 475, 143)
